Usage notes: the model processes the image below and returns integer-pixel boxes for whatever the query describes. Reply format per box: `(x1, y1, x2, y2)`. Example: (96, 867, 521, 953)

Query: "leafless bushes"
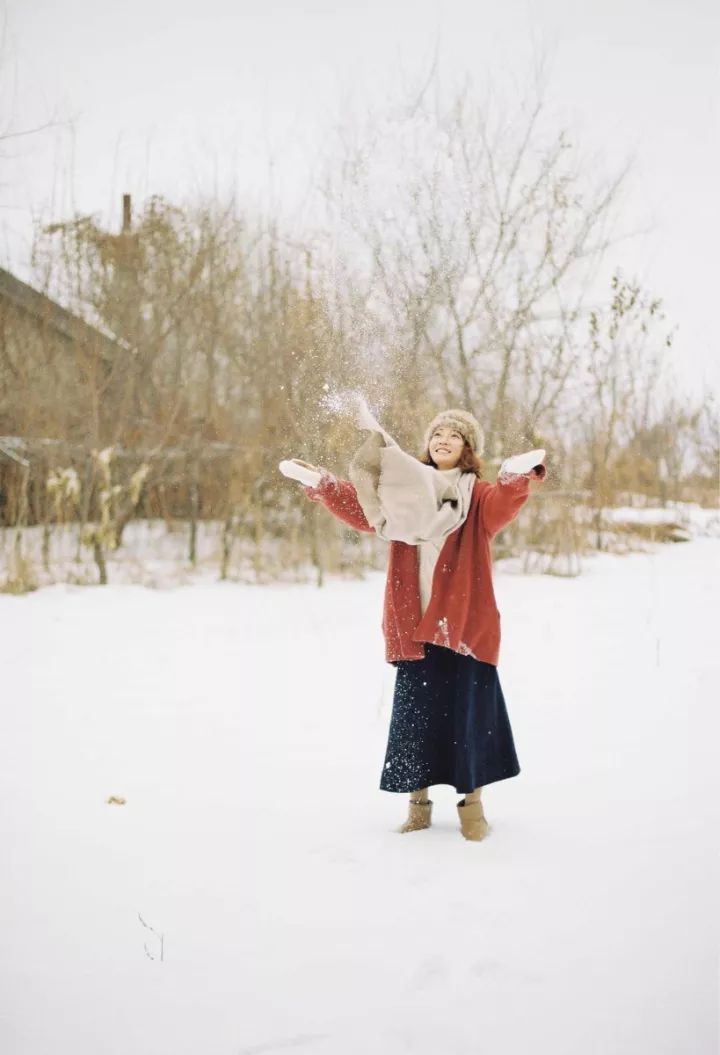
(0, 80, 716, 589)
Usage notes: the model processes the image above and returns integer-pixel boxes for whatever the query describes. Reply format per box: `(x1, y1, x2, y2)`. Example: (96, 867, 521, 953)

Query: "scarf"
(348, 413, 475, 545)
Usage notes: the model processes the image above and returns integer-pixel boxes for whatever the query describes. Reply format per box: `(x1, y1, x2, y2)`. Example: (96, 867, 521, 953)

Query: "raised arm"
(481, 461, 546, 539)
(304, 474, 375, 534)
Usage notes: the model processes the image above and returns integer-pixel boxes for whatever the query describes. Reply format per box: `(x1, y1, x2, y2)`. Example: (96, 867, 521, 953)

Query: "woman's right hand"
(278, 459, 327, 488)
(292, 459, 325, 475)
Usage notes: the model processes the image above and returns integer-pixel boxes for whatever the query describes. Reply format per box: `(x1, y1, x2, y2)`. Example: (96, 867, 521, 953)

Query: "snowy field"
(2, 540, 718, 1055)
(2, 500, 717, 591)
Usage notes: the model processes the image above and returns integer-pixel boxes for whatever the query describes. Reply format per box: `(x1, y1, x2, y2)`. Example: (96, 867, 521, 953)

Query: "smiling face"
(429, 426, 466, 470)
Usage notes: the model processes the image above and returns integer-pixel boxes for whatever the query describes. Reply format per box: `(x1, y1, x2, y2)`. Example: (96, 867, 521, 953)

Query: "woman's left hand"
(498, 451, 547, 484)
(500, 449, 546, 476)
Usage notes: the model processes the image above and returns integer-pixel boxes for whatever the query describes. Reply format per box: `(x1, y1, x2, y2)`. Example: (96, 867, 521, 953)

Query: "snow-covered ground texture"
(604, 501, 720, 532)
(601, 501, 720, 543)
(2, 540, 718, 1055)
(2, 500, 718, 590)
(0, 518, 382, 589)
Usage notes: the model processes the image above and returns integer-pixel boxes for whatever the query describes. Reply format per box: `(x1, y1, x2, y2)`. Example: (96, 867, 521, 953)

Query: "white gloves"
(280, 448, 546, 488)
(499, 449, 546, 477)
(278, 459, 324, 488)
(279, 394, 387, 490)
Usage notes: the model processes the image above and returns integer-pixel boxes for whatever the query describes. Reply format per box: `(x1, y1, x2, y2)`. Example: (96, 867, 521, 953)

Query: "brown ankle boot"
(399, 799, 433, 833)
(457, 799, 489, 841)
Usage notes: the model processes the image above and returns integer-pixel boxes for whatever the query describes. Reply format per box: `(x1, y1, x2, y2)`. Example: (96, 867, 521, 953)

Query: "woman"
(282, 405, 545, 841)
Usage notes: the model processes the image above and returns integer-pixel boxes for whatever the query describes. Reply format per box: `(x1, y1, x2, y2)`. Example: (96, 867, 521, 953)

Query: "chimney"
(122, 194, 132, 233)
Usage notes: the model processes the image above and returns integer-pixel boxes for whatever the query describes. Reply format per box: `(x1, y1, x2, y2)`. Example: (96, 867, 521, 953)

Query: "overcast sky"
(2, 0, 718, 388)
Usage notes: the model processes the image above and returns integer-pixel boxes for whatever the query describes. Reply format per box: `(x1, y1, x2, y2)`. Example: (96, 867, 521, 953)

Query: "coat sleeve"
(480, 465, 546, 539)
(303, 474, 375, 534)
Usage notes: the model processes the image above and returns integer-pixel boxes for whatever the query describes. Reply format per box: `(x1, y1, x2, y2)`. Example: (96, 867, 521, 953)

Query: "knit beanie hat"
(423, 409, 484, 456)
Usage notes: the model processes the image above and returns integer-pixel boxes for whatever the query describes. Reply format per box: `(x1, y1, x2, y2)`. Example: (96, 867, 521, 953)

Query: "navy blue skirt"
(380, 644, 520, 794)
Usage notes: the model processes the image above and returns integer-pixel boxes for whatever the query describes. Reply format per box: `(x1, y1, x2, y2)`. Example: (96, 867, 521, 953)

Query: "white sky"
(2, 0, 718, 389)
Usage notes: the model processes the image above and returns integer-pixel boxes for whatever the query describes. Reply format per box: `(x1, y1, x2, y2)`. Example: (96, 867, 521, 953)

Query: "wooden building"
(0, 264, 122, 442)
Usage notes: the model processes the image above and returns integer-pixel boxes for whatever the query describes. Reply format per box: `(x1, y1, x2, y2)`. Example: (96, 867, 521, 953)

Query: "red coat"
(305, 467, 544, 666)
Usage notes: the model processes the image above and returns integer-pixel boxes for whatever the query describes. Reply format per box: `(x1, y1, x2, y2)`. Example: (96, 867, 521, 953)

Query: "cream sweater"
(418, 467, 464, 615)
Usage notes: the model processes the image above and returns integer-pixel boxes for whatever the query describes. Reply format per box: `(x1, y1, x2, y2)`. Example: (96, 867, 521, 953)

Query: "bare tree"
(580, 273, 674, 543)
(324, 79, 627, 456)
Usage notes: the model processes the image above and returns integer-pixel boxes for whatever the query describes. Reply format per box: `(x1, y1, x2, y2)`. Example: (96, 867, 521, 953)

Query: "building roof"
(0, 265, 120, 356)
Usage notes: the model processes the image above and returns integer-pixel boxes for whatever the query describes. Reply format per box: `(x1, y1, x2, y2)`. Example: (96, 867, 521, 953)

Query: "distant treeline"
(1, 83, 717, 589)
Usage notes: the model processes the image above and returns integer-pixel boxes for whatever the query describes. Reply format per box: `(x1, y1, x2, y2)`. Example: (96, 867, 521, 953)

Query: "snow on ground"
(0, 518, 382, 589)
(1, 541, 718, 1055)
(603, 502, 720, 535)
(2, 500, 717, 592)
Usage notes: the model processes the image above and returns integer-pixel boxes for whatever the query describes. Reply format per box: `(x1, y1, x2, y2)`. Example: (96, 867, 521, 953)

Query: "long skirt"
(380, 643, 520, 794)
